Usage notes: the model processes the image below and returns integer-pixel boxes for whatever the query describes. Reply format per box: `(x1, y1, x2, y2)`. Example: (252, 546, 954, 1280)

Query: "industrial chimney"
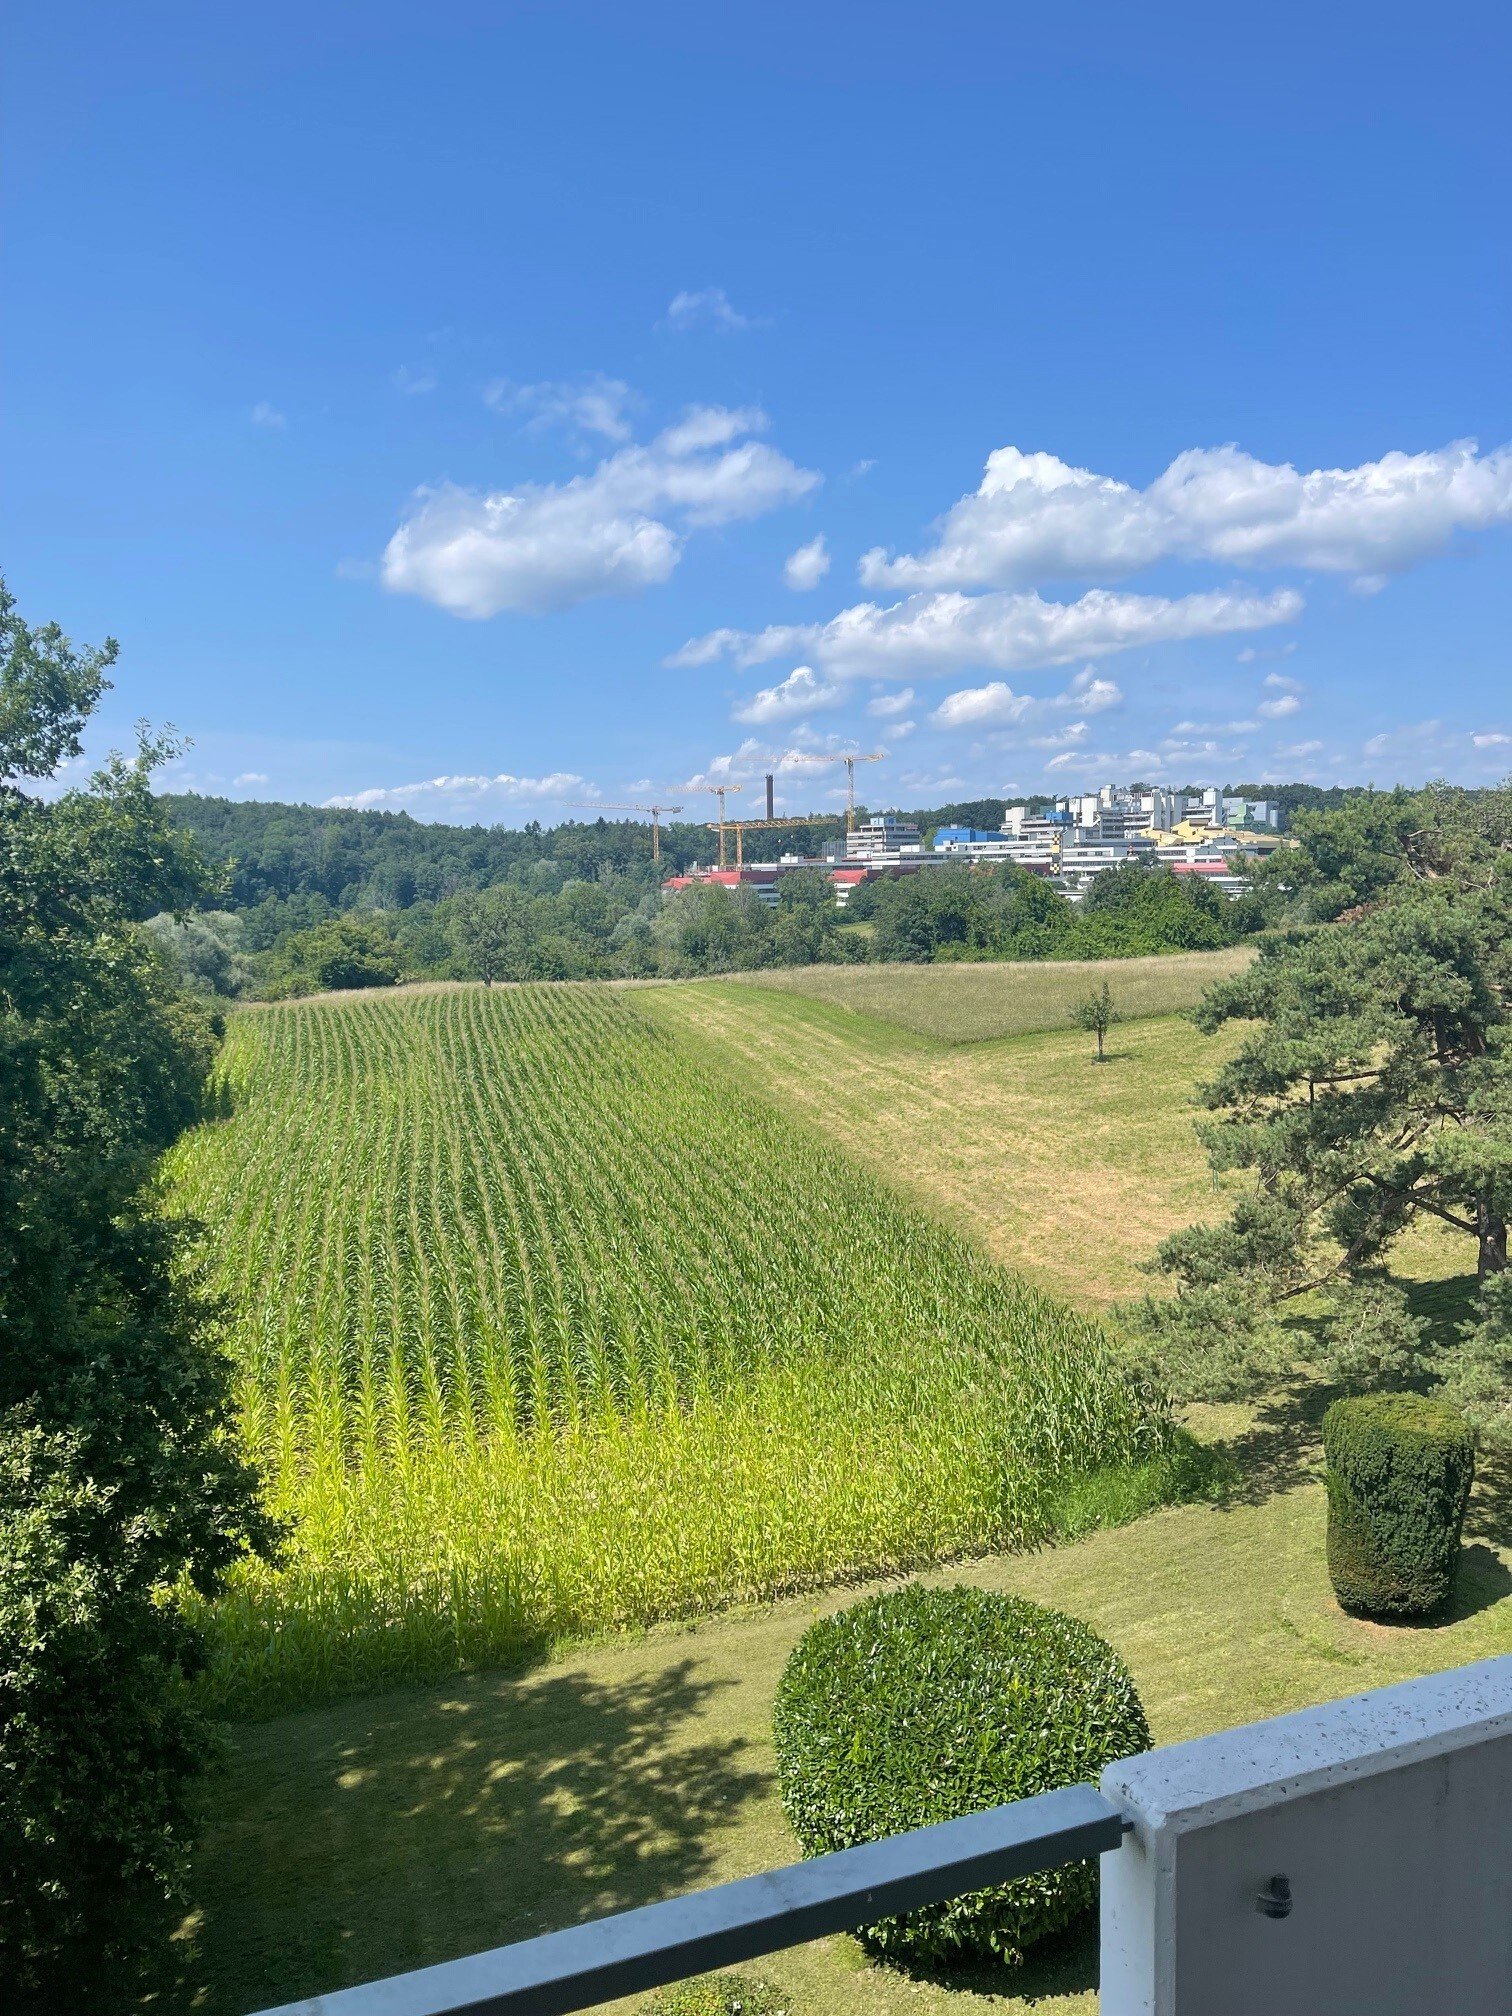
(765, 773, 774, 820)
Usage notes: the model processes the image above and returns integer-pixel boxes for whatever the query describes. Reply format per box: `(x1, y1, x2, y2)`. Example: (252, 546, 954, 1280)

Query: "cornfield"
(167, 984, 1166, 1714)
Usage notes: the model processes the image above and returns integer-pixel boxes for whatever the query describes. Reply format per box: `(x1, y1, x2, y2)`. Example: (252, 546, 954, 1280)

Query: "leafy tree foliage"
(1133, 784, 1512, 1443)
(1071, 980, 1121, 1060)
(0, 581, 271, 2007)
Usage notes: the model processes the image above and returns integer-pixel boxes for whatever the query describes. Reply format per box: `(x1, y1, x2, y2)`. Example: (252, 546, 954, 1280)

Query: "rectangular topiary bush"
(1323, 1393, 1475, 1617)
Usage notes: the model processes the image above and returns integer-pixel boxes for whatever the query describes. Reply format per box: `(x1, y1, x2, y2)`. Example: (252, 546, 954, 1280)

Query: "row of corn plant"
(166, 983, 1169, 1715)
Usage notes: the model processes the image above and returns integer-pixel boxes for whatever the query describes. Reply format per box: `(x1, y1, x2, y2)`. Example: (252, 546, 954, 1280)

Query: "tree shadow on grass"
(1203, 1377, 1330, 1508)
(163, 1657, 769, 2015)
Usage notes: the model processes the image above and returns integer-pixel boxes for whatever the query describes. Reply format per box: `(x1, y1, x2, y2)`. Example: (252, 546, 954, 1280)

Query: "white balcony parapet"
(1101, 1655, 1512, 2015)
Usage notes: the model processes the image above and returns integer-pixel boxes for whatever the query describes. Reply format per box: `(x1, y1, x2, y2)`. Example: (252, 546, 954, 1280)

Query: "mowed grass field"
(177, 1451, 1512, 2016)
(642, 975, 1245, 1309)
(712, 946, 1255, 1045)
(168, 984, 1163, 1714)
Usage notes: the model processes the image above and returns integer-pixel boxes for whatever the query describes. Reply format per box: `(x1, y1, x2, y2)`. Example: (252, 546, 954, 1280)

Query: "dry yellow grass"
(643, 984, 1243, 1309)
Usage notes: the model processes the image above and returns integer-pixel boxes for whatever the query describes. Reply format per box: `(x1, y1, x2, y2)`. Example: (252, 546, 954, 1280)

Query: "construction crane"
(699, 782, 744, 868)
(721, 812, 843, 869)
(564, 801, 683, 863)
(779, 750, 885, 834)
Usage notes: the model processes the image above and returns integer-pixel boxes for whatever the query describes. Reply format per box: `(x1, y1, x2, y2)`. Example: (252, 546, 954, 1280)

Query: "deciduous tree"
(0, 580, 271, 2007)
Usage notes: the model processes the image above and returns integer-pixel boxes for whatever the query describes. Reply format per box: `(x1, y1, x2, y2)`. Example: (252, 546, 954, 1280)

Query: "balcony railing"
(252, 1781, 1124, 2016)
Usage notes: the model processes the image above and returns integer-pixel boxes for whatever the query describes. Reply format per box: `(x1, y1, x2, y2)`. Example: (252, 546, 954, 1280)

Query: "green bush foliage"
(771, 1583, 1150, 1966)
(1323, 1393, 1476, 1616)
(647, 1973, 790, 2015)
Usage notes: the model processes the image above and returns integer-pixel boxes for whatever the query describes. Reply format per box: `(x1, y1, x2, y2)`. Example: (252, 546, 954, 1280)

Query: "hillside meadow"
(642, 975, 1246, 1309)
(168, 983, 1168, 1715)
(710, 946, 1256, 1044)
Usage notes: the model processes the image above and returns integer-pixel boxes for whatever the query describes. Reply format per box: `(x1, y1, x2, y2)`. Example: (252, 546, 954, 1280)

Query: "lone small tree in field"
(1071, 980, 1120, 1061)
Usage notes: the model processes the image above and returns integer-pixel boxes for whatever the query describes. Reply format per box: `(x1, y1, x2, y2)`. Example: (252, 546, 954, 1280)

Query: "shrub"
(771, 1584, 1150, 1966)
(647, 1973, 790, 2015)
(1323, 1393, 1476, 1616)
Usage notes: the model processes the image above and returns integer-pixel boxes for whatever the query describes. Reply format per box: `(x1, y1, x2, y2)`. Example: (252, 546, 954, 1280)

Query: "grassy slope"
(711, 947, 1255, 1044)
(178, 1461, 1512, 2016)
(643, 983, 1241, 1309)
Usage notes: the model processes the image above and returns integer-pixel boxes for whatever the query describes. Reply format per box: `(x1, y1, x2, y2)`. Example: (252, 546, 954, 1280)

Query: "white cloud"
(664, 287, 755, 332)
(233, 771, 270, 787)
(1263, 670, 1304, 691)
(324, 771, 594, 811)
(674, 584, 1300, 681)
(783, 534, 831, 591)
(859, 439, 1512, 592)
(889, 720, 917, 739)
(687, 729, 883, 797)
(250, 401, 286, 429)
(1472, 731, 1512, 748)
(732, 666, 845, 725)
(1045, 744, 1165, 775)
(382, 408, 819, 617)
(932, 666, 1121, 733)
(392, 365, 437, 396)
(868, 687, 916, 718)
(484, 374, 638, 443)
(1258, 692, 1302, 718)
(1238, 640, 1298, 665)
(1274, 741, 1324, 759)
(1060, 666, 1122, 713)
(932, 682, 1035, 730)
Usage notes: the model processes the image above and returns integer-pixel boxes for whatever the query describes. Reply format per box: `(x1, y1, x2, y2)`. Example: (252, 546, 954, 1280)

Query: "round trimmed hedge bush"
(771, 1583, 1150, 1965)
(1324, 1393, 1475, 1617)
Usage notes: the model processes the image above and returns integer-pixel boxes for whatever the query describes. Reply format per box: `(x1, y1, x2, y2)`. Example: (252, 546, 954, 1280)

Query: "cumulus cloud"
(392, 365, 437, 396)
(783, 534, 831, 591)
(1263, 670, 1304, 691)
(664, 287, 755, 332)
(324, 771, 594, 811)
(673, 584, 1300, 681)
(382, 408, 819, 617)
(484, 374, 638, 442)
(233, 771, 270, 787)
(1473, 731, 1512, 748)
(1258, 691, 1302, 718)
(1045, 744, 1165, 775)
(931, 682, 1035, 730)
(687, 726, 887, 790)
(868, 687, 916, 717)
(250, 401, 286, 429)
(1274, 740, 1324, 759)
(931, 665, 1122, 732)
(732, 665, 845, 724)
(859, 439, 1512, 592)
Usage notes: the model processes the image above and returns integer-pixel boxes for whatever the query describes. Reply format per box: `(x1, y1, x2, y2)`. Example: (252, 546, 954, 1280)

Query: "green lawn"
(173, 1425, 1511, 2016)
(709, 948, 1255, 1045)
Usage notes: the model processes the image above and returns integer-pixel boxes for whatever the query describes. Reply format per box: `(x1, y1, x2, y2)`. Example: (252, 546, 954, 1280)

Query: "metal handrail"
(252, 1781, 1124, 2016)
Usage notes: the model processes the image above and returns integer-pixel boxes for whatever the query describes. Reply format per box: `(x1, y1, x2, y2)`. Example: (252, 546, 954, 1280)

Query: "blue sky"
(5, 1, 1510, 822)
